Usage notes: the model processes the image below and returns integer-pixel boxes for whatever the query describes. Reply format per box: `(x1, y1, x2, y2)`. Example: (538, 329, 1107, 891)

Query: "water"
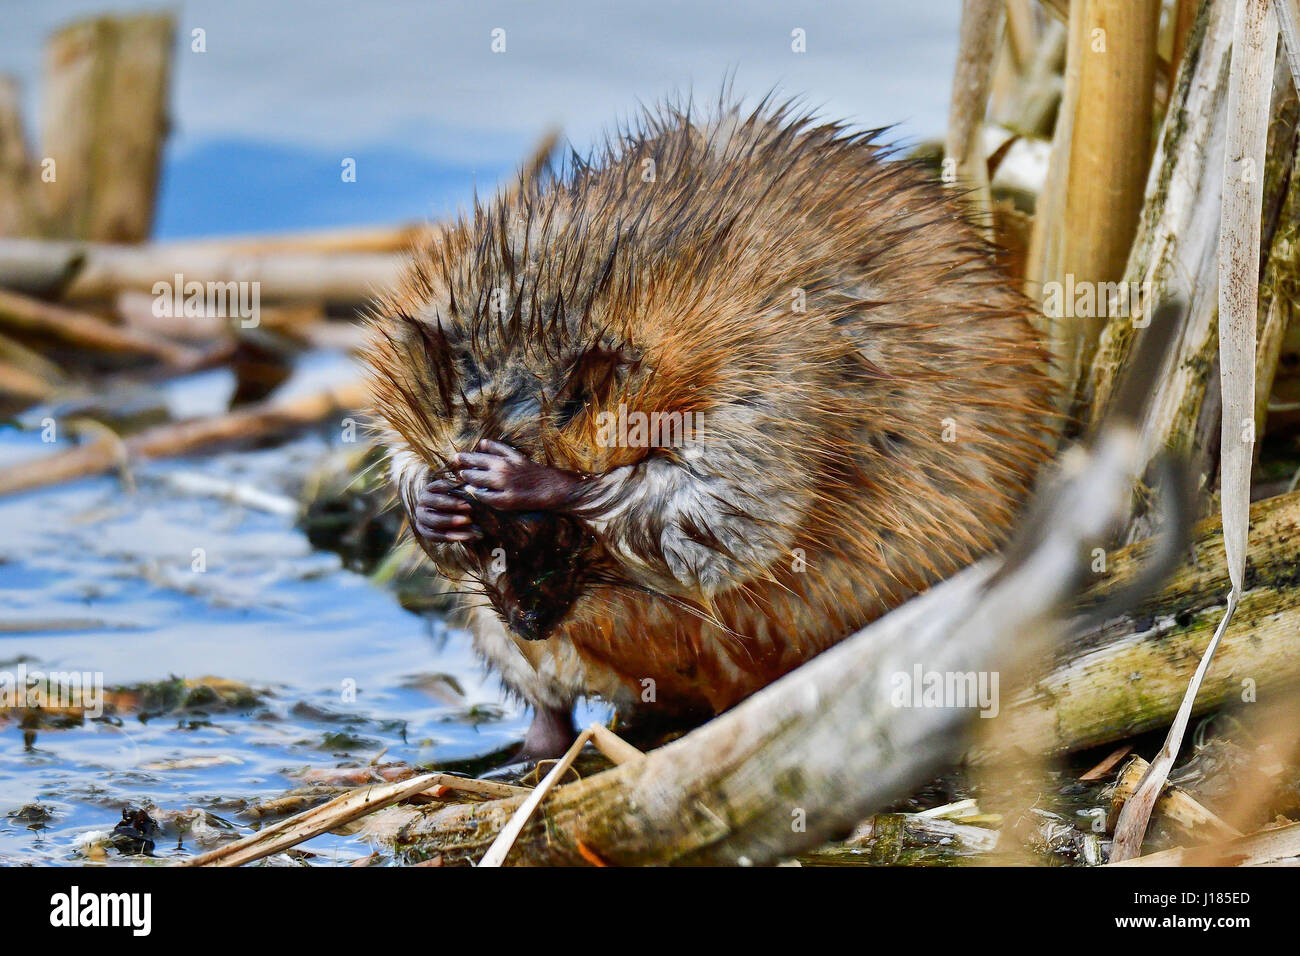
(0, 352, 598, 865)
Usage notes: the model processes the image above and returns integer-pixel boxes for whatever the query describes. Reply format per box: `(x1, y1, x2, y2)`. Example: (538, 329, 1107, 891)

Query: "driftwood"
(0, 285, 199, 366)
(0, 380, 366, 496)
(1107, 755, 1242, 842)
(1006, 487, 1300, 753)
(39, 13, 174, 242)
(0, 237, 403, 304)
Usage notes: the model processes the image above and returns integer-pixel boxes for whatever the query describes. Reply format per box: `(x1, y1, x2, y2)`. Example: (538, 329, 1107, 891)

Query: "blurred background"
(4, 0, 961, 236)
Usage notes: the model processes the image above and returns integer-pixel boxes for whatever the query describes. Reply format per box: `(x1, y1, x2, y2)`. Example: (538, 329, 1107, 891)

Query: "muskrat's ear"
(549, 339, 643, 426)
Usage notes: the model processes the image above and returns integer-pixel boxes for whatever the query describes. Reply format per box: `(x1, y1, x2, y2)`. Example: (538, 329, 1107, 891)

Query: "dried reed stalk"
(1110, 0, 1278, 863)
(1039, 0, 1162, 410)
(182, 773, 529, 868)
(946, 0, 1004, 223)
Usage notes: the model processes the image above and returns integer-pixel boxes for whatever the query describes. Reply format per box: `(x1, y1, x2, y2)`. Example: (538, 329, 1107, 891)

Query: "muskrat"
(363, 99, 1058, 758)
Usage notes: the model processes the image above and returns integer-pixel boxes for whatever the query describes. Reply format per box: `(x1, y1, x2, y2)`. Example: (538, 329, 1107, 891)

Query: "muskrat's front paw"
(453, 438, 580, 511)
(413, 475, 480, 543)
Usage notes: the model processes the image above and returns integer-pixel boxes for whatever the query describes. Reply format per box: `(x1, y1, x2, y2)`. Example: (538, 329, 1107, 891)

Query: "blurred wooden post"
(39, 13, 174, 243)
(0, 76, 36, 237)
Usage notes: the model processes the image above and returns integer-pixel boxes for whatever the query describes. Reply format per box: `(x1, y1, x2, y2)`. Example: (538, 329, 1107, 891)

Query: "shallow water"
(0, 352, 602, 865)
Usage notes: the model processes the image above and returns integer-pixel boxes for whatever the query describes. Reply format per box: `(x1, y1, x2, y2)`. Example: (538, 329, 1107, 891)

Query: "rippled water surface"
(0, 353, 600, 865)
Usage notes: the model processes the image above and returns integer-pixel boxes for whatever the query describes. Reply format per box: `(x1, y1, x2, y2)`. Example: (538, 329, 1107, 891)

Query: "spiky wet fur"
(363, 98, 1058, 719)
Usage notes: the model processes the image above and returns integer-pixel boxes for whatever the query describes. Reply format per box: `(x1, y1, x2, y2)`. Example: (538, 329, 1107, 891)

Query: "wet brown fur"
(363, 97, 1058, 717)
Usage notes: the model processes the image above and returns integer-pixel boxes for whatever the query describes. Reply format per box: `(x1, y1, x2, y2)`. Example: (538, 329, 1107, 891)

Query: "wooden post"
(39, 13, 174, 242)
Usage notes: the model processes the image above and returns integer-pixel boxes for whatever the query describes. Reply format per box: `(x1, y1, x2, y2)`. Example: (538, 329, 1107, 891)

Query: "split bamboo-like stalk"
(1032, 0, 1161, 410)
(39, 13, 174, 242)
(1218, 0, 1276, 591)
(0, 379, 367, 497)
(1276, 0, 1300, 81)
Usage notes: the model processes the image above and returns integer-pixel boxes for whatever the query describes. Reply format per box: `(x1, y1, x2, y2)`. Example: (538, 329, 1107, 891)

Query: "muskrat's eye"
(552, 389, 589, 429)
(458, 354, 484, 392)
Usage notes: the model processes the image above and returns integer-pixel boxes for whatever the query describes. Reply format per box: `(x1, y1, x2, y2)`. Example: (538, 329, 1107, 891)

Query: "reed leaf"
(1110, 0, 1278, 863)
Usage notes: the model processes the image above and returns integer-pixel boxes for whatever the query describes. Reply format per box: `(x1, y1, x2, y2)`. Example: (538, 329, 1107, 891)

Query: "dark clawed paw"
(451, 439, 578, 511)
(413, 474, 481, 542)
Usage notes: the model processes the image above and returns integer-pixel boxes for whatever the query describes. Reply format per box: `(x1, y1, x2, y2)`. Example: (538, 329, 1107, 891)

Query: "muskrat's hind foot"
(518, 704, 578, 761)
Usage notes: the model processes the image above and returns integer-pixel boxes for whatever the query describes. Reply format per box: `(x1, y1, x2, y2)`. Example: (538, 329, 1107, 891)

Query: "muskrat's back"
(365, 101, 1058, 745)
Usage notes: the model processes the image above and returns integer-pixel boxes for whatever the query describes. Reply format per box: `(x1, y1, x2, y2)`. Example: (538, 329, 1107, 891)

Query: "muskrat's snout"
(502, 591, 567, 642)
(472, 510, 594, 643)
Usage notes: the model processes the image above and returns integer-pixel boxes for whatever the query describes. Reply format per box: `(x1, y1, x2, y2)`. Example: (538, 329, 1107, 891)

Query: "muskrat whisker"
(591, 577, 749, 645)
